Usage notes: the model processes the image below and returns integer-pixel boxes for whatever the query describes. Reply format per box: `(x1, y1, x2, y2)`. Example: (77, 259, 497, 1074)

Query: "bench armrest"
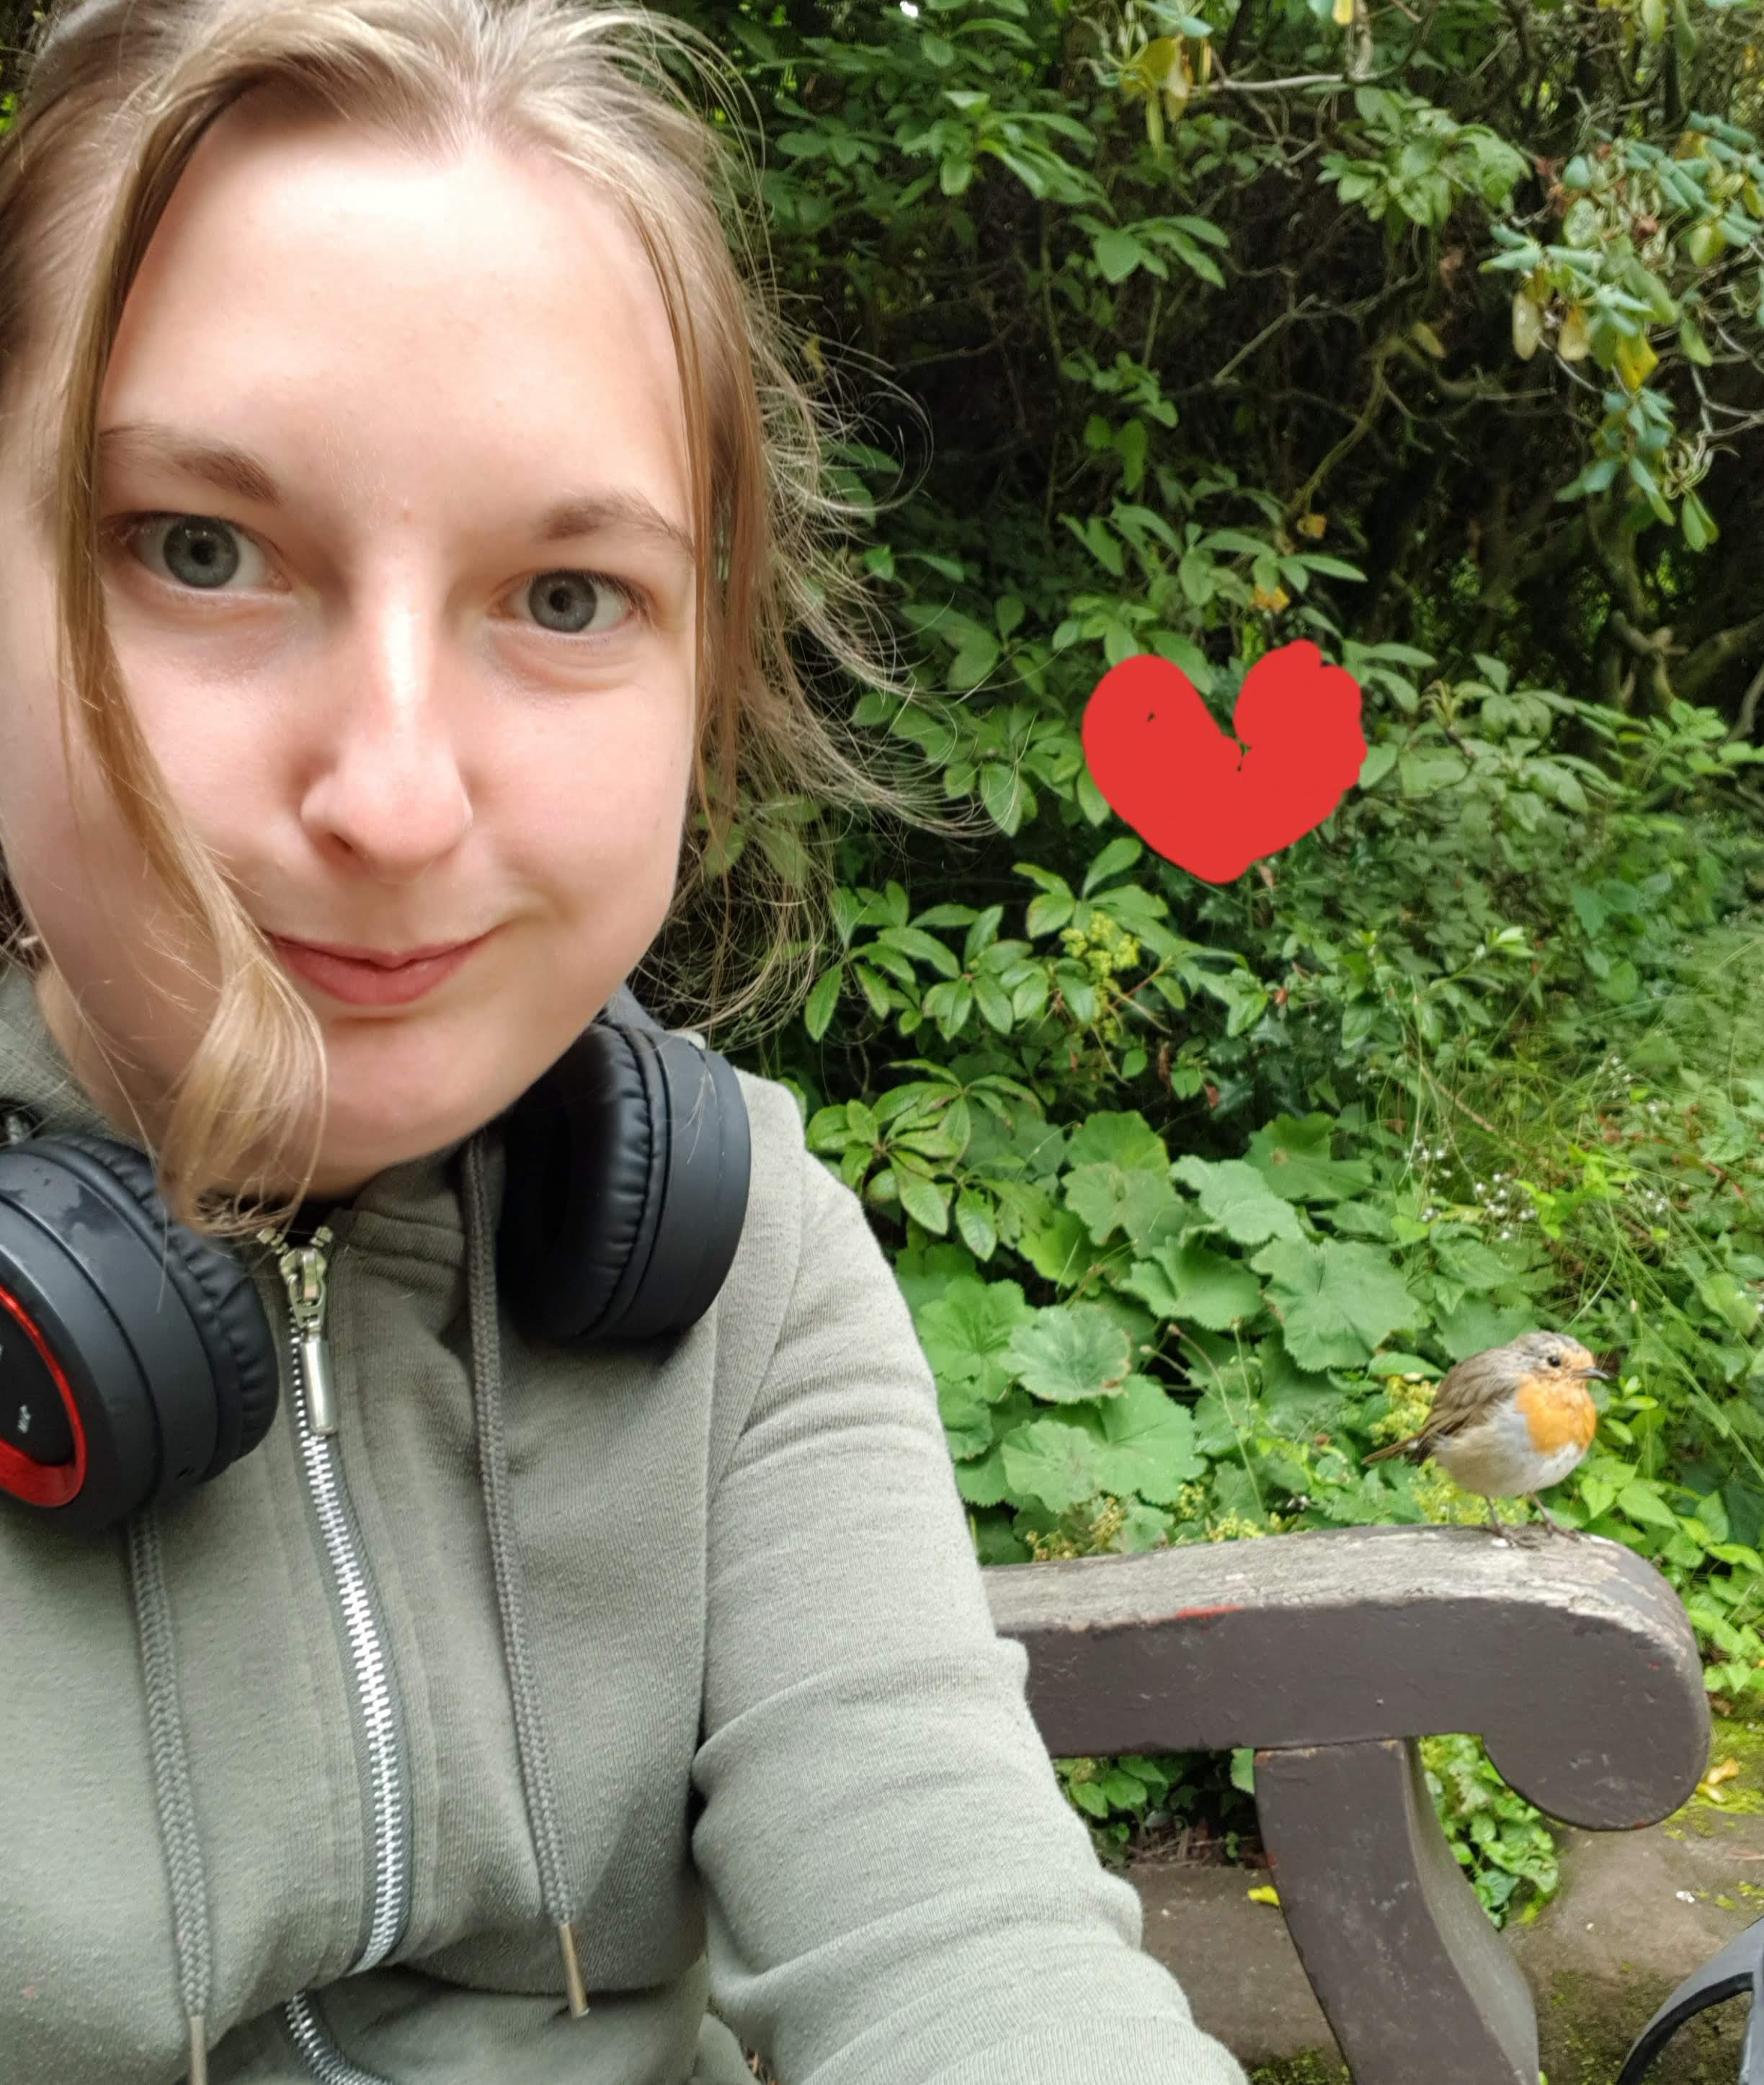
(984, 1524, 1711, 2085)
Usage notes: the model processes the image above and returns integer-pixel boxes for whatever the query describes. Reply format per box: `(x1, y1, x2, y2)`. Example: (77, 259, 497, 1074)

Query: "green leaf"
(876, 925, 962, 977)
(954, 1390, 1033, 1508)
(956, 1448, 1012, 1508)
(1697, 1268, 1760, 1337)
(972, 972, 1015, 1034)
(1577, 1472, 1617, 1524)
(1093, 1377, 1207, 1503)
(955, 1191, 999, 1262)
(1124, 1241, 1264, 1329)
(1435, 1299, 1534, 1363)
(937, 1374, 995, 1459)
(980, 763, 1025, 834)
(1006, 1303, 1134, 1402)
(1618, 1481, 1682, 1532)
(1017, 1206, 1092, 1287)
(1252, 1238, 1419, 1370)
(1001, 1413, 1105, 1513)
(803, 964, 844, 1041)
(1258, 1341, 1341, 1440)
(1400, 752, 1469, 799)
(961, 904, 1003, 963)
(1066, 1111, 1170, 1172)
(1433, 1233, 1523, 1293)
(1026, 889, 1074, 936)
(1598, 957, 1639, 1003)
(1115, 1501, 1176, 1551)
(893, 1164, 951, 1235)
(1247, 1113, 1373, 1203)
(1083, 835, 1144, 895)
(1093, 227, 1149, 285)
(1358, 743, 1399, 790)
(1682, 488, 1719, 552)
(1172, 1157, 1306, 1245)
(852, 963, 894, 1020)
(1064, 1162, 1181, 1248)
(1688, 1490, 1729, 1545)
(950, 627, 1002, 691)
(914, 1275, 1036, 1401)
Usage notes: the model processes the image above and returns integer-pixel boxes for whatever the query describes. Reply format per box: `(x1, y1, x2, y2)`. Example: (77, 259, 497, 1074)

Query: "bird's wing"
(1414, 1353, 1502, 1440)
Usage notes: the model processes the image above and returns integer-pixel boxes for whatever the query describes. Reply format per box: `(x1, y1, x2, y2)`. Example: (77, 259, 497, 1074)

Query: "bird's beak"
(1582, 1367, 1608, 1380)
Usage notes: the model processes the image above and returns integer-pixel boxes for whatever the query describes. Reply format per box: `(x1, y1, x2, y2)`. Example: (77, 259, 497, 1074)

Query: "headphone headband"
(0, 991, 750, 1533)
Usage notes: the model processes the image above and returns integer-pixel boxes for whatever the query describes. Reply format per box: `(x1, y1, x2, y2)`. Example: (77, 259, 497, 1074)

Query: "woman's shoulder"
(706, 1061, 903, 1387)
(720, 1063, 814, 1302)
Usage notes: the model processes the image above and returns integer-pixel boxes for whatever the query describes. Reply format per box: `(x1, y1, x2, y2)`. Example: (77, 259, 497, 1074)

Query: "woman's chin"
(302, 1098, 484, 1195)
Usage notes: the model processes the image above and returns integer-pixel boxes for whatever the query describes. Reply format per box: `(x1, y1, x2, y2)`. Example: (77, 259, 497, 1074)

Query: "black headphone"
(0, 985, 750, 1537)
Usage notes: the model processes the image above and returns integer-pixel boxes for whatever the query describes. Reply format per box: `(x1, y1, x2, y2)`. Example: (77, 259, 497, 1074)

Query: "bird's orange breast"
(1513, 1374, 1598, 1454)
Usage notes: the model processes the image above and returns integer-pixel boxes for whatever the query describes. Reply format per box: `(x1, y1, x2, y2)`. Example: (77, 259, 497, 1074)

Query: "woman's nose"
(296, 608, 474, 877)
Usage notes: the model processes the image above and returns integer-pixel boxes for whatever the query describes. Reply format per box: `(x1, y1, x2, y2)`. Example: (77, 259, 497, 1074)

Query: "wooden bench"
(984, 1522, 1711, 2085)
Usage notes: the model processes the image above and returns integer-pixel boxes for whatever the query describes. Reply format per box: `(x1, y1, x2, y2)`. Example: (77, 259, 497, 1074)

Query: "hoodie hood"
(0, 959, 585, 2081)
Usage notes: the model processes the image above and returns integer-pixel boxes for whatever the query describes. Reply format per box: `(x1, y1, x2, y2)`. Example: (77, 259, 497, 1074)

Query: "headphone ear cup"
(0, 1134, 277, 1534)
(497, 1019, 750, 1346)
(53, 1138, 280, 1472)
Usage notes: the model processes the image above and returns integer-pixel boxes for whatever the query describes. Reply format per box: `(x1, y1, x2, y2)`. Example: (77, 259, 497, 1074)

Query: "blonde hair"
(0, 0, 946, 1237)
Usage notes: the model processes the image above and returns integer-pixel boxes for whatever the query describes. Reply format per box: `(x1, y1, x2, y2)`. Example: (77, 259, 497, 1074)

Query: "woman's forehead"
(35, 108, 695, 533)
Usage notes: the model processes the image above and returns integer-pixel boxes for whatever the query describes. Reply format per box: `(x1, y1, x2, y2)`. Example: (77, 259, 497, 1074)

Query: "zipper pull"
(261, 1223, 338, 1436)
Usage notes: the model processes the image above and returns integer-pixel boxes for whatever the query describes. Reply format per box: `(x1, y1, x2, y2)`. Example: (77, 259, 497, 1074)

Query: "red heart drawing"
(1081, 641, 1367, 883)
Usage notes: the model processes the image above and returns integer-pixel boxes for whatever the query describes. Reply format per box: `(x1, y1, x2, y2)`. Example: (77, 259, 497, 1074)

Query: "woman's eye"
(514, 569, 644, 639)
(125, 514, 272, 592)
(110, 517, 647, 640)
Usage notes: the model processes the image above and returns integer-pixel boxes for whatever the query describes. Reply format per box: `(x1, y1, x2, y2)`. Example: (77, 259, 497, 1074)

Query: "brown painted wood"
(982, 1524, 1711, 2084)
(982, 1523, 1709, 1826)
(1255, 1738, 1538, 2085)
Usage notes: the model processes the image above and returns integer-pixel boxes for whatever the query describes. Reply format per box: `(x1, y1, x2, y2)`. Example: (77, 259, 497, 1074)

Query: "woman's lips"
(268, 931, 491, 1006)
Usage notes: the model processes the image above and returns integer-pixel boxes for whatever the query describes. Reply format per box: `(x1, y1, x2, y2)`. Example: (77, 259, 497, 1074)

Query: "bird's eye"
(1547, 1353, 1562, 1368)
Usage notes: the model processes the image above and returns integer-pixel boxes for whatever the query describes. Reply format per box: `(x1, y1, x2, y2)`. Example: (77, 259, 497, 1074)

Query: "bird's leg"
(1528, 1495, 1584, 1542)
(1484, 1495, 1516, 1546)
(1491, 1495, 1551, 1548)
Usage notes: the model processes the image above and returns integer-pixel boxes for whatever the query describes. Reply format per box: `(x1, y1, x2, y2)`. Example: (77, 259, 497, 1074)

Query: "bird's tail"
(1364, 1434, 1424, 1465)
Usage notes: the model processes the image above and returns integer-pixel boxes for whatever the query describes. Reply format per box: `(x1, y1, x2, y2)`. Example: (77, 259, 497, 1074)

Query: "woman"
(0, 3, 1247, 2080)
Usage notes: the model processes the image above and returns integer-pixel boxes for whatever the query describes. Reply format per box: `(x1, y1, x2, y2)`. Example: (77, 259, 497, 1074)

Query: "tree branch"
(1680, 610, 1764, 703)
(1729, 658, 1764, 746)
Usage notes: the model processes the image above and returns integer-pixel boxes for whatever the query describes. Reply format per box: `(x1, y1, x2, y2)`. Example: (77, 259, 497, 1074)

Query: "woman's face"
(0, 104, 701, 1196)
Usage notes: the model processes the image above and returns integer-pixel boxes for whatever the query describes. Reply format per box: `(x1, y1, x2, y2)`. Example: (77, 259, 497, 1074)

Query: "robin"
(1363, 1331, 1608, 1544)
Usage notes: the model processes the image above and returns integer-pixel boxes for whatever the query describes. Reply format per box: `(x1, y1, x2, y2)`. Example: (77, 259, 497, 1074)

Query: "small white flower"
(1677, 1890, 1697, 1905)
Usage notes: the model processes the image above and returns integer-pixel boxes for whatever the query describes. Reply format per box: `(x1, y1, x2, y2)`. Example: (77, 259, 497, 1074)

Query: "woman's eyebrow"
(83, 419, 698, 568)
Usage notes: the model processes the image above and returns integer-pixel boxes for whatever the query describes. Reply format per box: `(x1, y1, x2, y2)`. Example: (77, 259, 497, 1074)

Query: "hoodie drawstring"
(128, 1503, 214, 2085)
(462, 1130, 588, 2017)
(128, 1129, 585, 2085)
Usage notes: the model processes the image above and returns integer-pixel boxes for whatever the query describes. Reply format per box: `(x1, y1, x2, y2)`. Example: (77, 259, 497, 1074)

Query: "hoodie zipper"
(282, 1991, 394, 2085)
(259, 1224, 411, 2076)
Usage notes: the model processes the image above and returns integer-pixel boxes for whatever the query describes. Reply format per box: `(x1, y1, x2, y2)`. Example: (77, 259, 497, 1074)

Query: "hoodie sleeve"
(690, 1105, 1248, 2085)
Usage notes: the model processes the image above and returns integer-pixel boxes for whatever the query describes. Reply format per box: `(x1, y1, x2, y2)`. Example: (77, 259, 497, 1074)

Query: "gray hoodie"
(0, 961, 1247, 2085)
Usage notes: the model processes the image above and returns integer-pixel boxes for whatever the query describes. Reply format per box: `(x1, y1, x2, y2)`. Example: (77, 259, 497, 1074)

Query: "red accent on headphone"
(0, 1283, 85, 1508)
